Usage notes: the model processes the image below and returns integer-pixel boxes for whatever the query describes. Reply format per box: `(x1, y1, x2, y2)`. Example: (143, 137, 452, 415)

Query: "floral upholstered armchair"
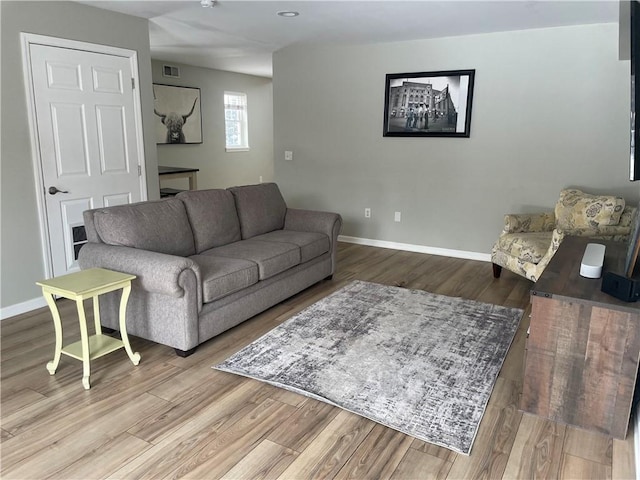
(492, 189, 636, 282)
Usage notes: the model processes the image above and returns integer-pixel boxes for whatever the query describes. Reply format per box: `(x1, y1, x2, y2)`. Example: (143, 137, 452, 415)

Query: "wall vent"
(162, 65, 180, 78)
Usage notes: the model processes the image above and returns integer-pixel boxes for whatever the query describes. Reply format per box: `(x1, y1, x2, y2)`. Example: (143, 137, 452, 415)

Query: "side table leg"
(76, 299, 91, 390)
(93, 296, 102, 335)
(42, 290, 62, 375)
(118, 283, 141, 366)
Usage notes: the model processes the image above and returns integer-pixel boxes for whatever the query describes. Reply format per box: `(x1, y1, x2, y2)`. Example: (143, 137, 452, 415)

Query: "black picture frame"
(383, 69, 475, 138)
(153, 84, 202, 144)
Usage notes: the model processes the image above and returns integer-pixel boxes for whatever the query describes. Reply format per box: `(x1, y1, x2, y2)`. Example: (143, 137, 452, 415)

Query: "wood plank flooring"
(1, 242, 635, 479)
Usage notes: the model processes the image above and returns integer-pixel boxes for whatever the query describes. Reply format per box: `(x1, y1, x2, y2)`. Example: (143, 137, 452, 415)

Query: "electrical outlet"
(364, 208, 371, 218)
(394, 211, 401, 222)
(284, 151, 293, 161)
(259, 175, 263, 183)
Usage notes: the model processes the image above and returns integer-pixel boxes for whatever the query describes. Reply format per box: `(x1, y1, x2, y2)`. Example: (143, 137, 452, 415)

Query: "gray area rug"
(214, 280, 523, 455)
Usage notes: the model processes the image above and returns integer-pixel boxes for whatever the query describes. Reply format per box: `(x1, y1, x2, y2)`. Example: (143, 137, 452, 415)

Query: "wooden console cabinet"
(520, 236, 640, 439)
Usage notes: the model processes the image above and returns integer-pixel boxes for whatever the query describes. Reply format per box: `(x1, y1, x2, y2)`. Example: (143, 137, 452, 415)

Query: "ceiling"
(80, 1, 620, 78)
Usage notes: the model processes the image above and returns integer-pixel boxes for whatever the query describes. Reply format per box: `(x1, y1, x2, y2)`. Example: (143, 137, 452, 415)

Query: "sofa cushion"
(555, 189, 625, 230)
(208, 239, 300, 280)
(253, 230, 330, 263)
(228, 183, 287, 239)
(177, 189, 242, 252)
(189, 254, 259, 303)
(93, 198, 195, 257)
(494, 232, 553, 264)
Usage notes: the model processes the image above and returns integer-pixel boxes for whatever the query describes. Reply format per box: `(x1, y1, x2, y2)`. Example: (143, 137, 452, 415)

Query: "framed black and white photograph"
(383, 69, 475, 137)
(153, 84, 202, 144)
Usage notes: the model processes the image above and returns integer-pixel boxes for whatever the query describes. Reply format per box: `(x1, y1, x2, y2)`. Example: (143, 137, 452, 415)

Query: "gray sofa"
(78, 183, 342, 356)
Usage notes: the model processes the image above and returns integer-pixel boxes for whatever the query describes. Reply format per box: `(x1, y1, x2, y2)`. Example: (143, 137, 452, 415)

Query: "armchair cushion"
(494, 232, 553, 265)
(555, 189, 625, 230)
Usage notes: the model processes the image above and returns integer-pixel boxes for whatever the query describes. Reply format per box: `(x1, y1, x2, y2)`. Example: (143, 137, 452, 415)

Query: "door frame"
(21, 33, 148, 279)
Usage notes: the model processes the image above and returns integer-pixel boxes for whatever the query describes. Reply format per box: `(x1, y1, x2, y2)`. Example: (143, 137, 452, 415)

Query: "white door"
(28, 42, 145, 277)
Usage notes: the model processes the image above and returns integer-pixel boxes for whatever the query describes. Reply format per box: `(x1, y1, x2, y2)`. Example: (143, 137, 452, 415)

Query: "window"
(224, 92, 249, 151)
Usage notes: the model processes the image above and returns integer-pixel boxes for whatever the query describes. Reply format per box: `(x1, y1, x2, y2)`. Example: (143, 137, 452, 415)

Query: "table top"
(37, 268, 136, 296)
(158, 166, 199, 175)
(531, 236, 639, 313)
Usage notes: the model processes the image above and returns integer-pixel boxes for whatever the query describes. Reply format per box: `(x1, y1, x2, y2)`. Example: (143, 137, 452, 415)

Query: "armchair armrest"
(525, 229, 565, 282)
(502, 212, 556, 235)
(78, 243, 202, 305)
(559, 224, 632, 241)
(619, 206, 638, 228)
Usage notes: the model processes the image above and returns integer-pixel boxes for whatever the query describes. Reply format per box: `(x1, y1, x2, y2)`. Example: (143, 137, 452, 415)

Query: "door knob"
(48, 186, 69, 195)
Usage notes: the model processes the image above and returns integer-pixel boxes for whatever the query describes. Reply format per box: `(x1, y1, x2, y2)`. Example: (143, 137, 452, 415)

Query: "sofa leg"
(492, 263, 502, 278)
(175, 347, 197, 357)
(324, 274, 333, 281)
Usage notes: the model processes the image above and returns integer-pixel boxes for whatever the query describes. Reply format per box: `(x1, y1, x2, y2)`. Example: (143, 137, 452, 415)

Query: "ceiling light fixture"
(277, 11, 299, 17)
(201, 0, 214, 7)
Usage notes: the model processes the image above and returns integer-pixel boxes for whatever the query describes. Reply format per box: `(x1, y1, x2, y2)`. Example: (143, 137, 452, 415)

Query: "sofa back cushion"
(228, 183, 287, 239)
(92, 198, 196, 256)
(555, 189, 626, 230)
(177, 189, 242, 252)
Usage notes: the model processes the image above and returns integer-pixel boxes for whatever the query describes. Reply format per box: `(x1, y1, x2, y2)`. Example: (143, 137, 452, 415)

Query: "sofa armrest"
(78, 243, 202, 306)
(502, 212, 556, 235)
(284, 208, 343, 274)
(284, 208, 342, 239)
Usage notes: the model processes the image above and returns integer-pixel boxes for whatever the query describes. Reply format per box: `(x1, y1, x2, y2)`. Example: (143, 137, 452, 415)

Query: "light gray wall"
(273, 23, 639, 255)
(1, 1, 158, 311)
(151, 60, 273, 190)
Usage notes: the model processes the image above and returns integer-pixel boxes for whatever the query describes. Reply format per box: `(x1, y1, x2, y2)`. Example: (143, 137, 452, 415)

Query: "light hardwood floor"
(1, 242, 636, 479)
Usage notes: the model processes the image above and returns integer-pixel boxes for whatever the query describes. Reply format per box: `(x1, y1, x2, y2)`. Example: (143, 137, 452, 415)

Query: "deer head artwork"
(154, 97, 198, 144)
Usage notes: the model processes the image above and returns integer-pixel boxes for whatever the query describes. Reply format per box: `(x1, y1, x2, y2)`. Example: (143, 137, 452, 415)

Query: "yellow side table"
(37, 268, 141, 390)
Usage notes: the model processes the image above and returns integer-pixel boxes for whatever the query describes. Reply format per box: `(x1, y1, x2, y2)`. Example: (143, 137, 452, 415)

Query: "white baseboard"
(0, 296, 47, 321)
(338, 235, 491, 262)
